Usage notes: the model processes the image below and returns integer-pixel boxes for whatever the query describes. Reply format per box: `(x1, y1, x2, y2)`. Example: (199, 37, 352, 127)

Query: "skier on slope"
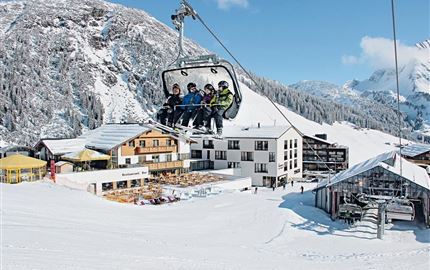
(157, 83, 183, 127)
(205, 80, 233, 136)
(180, 82, 202, 127)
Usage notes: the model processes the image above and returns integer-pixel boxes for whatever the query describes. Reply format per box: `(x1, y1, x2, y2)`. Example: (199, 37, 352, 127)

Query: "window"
(284, 140, 288, 150)
(284, 151, 288, 160)
(290, 160, 293, 170)
(294, 139, 298, 148)
(166, 139, 172, 146)
(284, 161, 288, 171)
(255, 163, 268, 173)
(206, 150, 210, 159)
(241, 151, 254, 161)
(153, 155, 160, 163)
(139, 140, 146, 147)
(191, 150, 202, 159)
(290, 150, 293, 159)
(294, 159, 298, 168)
(128, 140, 135, 147)
(228, 140, 240, 150)
(153, 140, 159, 147)
(203, 140, 214, 149)
(290, 139, 293, 149)
(294, 149, 297, 158)
(255, 141, 268, 151)
(138, 155, 146, 163)
(215, 151, 227, 160)
(166, 154, 172, 162)
(269, 152, 276, 162)
(125, 158, 131, 164)
(228, 162, 241, 168)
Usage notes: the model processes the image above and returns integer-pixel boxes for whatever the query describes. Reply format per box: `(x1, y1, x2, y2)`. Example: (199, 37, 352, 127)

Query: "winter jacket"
(210, 88, 233, 110)
(202, 93, 213, 104)
(181, 92, 202, 112)
(164, 94, 182, 110)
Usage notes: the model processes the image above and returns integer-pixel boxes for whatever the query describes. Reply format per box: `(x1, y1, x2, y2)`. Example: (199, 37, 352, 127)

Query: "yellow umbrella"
(61, 149, 111, 162)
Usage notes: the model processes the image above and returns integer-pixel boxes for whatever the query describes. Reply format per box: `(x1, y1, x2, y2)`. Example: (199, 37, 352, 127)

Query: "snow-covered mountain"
(291, 40, 429, 136)
(0, 0, 418, 147)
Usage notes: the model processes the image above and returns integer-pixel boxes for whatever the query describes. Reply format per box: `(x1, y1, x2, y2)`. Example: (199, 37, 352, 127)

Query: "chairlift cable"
(390, 0, 403, 192)
(183, 0, 335, 175)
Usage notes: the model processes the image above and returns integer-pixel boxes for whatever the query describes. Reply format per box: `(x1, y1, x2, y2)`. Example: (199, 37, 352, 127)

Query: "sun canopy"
(0, 154, 47, 170)
(61, 149, 111, 162)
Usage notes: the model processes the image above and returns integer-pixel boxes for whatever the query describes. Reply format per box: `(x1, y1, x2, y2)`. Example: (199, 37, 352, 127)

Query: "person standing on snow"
(180, 82, 202, 127)
(157, 83, 183, 126)
(205, 80, 233, 136)
(300, 186, 304, 194)
(193, 84, 214, 129)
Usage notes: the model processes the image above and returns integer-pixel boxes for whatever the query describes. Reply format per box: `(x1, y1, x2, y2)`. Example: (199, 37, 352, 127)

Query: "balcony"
(144, 160, 183, 171)
(134, 145, 177, 154)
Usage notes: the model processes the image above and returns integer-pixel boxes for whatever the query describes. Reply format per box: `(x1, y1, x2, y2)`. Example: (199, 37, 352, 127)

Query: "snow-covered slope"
(229, 83, 409, 165)
(2, 181, 429, 270)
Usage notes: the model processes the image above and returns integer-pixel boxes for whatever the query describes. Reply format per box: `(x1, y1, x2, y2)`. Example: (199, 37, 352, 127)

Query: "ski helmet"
(204, 84, 215, 92)
(187, 82, 197, 91)
(218, 80, 229, 90)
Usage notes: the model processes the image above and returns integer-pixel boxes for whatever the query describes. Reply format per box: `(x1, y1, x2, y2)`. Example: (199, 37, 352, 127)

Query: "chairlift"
(161, 0, 242, 120)
(385, 198, 415, 222)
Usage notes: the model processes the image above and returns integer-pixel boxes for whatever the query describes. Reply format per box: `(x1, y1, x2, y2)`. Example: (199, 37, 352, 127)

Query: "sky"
(106, 0, 429, 86)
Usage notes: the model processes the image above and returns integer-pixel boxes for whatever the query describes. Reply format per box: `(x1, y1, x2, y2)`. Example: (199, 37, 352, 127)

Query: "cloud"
(216, 0, 249, 10)
(342, 36, 428, 69)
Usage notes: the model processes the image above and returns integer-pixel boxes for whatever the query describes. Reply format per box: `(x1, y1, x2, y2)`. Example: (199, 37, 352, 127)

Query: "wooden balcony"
(145, 160, 183, 171)
(134, 145, 177, 154)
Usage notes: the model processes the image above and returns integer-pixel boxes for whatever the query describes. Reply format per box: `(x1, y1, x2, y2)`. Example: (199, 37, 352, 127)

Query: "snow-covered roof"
(322, 151, 430, 191)
(220, 125, 291, 139)
(303, 134, 334, 145)
(401, 143, 430, 158)
(81, 124, 151, 151)
(55, 161, 73, 166)
(40, 139, 86, 155)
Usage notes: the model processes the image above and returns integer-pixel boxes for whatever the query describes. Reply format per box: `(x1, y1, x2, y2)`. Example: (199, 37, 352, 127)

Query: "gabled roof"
(81, 124, 152, 151)
(401, 143, 430, 158)
(37, 139, 86, 155)
(322, 151, 430, 191)
(220, 125, 291, 139)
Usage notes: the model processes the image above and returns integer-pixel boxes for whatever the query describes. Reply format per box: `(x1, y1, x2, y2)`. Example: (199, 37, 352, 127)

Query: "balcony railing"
(144, 161, 183, 171)
(134, 145, 177, 154)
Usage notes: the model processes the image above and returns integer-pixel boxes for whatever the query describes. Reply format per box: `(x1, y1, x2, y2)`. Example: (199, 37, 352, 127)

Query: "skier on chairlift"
(193, 83, 214, 130)
(205, 80, 233, 136)
(180, 82, 202, 127)
(157, 83, 183, 127)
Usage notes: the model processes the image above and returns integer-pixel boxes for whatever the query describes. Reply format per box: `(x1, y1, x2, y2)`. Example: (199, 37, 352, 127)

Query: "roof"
(55, 161, 73, 166)
(217, 125, 291, 139)
(38, 139, 86, 155)
(303, 134, 335, 145)
(0, 145, 34, 154)
(320, 151, 430, 191)
(0, 154, 47, 170)
(401, 143, 430, 158)
(61, 149, 111, 162)
(81, 124, 152, 151)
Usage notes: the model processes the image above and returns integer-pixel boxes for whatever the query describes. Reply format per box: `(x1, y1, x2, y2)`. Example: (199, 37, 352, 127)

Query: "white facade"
(190, 126, 303, 186)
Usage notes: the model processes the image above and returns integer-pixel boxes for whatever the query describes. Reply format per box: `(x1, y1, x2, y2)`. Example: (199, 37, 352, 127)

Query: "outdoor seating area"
(156, 172, 223, 187)
(0, 154, 47, 184)
(103, 182, 163, 204)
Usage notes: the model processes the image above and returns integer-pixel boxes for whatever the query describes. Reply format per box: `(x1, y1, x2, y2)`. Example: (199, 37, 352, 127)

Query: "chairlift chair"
(160, 0, 242, 120)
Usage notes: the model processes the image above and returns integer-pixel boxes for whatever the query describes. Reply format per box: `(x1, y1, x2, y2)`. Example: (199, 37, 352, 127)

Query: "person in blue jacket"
(180, 82, 202, 127)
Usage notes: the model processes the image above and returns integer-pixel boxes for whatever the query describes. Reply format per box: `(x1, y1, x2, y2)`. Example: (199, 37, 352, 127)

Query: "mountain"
(0, 0, 416, 146)
(345, 40, 430, 132)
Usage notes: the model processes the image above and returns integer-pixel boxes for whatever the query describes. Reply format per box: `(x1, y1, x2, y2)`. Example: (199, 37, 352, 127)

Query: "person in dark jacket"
(193, 83, 214, 129)
(181, 82, 203, 127)
(205, 80, 233, 135)
(157, 83, 183, 126)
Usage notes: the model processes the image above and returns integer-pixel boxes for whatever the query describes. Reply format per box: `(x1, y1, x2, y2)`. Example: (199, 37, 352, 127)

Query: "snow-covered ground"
(2, 181, 429, 270)
(228, 83, 410, 165)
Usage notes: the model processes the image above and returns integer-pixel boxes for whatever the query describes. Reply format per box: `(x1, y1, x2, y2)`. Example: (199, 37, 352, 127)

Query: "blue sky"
(107, 0, 429, 85)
